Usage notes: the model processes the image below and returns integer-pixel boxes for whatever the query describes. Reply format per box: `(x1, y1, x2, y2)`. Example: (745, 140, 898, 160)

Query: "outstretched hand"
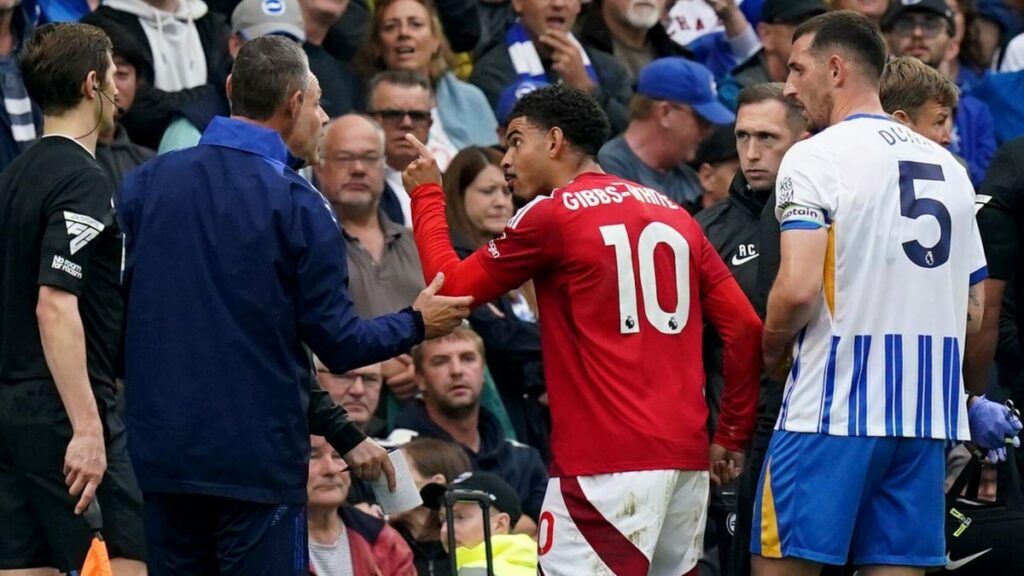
(402, 134, 443, 193)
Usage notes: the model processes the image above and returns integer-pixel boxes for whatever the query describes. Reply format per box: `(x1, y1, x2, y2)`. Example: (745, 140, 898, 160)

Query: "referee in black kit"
(0, 23, 145, 574)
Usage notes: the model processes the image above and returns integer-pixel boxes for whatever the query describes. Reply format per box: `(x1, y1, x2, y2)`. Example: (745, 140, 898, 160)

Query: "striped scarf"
(505, 20, 597, 85)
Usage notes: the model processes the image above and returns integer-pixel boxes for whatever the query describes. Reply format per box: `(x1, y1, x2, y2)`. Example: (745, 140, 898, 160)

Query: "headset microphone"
(95, 84, 126, 116)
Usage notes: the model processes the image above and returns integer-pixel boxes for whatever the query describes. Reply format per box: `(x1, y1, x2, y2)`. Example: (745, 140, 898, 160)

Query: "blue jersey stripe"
(849, 336, 870, 435)
(951, 338, 961, 437)
(923, 336, 933, 437)
(779, 329, 805, 429)
(858, 336, 871, 434)
(941, 337, 952, 440)
(820, 336, 841, 434)
(894, 335, 904, 436)
(884, 335, 895, 436)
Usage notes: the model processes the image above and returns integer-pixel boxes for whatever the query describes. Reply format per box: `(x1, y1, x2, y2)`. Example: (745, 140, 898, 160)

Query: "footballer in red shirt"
(403, 84, 761, 575)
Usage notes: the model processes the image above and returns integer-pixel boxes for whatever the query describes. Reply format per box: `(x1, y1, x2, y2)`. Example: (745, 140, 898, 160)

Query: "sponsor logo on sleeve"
(64, 211, 105, 255)
(51, 255, 83, 279)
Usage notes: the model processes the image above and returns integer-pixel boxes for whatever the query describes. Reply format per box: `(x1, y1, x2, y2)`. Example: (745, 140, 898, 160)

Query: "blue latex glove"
(968, 396, 1023, 463)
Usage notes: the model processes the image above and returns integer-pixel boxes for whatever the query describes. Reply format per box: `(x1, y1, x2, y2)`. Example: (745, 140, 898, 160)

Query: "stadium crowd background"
(2, 0, 1024, 572)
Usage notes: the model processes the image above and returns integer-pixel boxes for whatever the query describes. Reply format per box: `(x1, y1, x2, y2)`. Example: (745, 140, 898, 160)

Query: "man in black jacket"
(695, 82, 807, 576)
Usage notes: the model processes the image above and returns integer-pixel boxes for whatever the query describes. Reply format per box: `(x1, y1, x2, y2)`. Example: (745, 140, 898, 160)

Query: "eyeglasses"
(368, 109, 432, 126)
(323, 153, 383, 169)
(890, 14, 949, 38)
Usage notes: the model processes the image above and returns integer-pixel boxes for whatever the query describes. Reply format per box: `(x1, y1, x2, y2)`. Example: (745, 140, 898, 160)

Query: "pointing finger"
(404, 133, 434, 163)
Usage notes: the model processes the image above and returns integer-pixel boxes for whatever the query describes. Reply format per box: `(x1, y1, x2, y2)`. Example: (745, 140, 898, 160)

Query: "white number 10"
(600, 222, 691, 335)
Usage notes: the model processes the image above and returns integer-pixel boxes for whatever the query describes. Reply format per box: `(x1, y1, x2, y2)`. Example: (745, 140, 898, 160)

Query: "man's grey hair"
(366, 69, 432, 107)
(229, 35, 310, 120)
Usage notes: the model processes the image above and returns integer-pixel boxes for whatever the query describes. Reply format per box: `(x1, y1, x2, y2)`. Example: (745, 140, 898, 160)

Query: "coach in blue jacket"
(118, 36, 471, 575)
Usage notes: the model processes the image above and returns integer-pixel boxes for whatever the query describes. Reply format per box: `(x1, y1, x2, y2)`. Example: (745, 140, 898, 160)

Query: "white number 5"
(600, 222, 691, 335)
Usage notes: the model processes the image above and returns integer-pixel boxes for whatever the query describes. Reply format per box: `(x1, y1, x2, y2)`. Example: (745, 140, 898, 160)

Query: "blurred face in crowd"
(665, 102, 714, 165)
(513, 0, 581, 40)
(831, 0, 889, 21)
(944, 0, 965, 46)
(735, 99, 805, 193)
(315, 359, 383, 429)
(603, 0, 664, 31)
(784, 33, 834, 133)
(415, 335, 484, 420)
(757, 22, 797, 66)
(96, 53, 118, 136)
(111, 56, 136, 120)
(887, 11, 953, 68)
(317, 116, 386, 215)
(464, 164, 513, 237)
(303, 0, 350, 27)
(307, 436, 351, 509)
(974, 18, 1003, 67)
(379, 0, 441, 76)
(368, 81, 432, 171)
(893, 98, 954, 146)
(697, 159, 739, 209)
(286, 74, 329, 165)
(439, 503, 511, 552)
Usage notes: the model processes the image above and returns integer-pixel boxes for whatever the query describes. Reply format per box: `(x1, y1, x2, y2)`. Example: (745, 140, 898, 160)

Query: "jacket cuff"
(324, 421, 368, 457)
(405, 306, 426, 343)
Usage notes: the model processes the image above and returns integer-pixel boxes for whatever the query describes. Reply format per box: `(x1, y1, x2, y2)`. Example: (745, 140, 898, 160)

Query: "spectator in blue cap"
(494, 78, 548, 147)
(599, 57, 733, 212)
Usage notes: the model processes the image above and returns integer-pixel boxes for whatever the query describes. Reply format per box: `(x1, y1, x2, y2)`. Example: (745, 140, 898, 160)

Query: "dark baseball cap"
(421, 471, 522, 527)
(636, 58, 735, 125)
(882, 0, 955, 29)
(760, 0, 827, 24)
(694, 123, 738, 167)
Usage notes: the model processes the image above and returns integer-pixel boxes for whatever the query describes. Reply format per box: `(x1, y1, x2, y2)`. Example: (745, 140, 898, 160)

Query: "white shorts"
(537, 469, 709, 576)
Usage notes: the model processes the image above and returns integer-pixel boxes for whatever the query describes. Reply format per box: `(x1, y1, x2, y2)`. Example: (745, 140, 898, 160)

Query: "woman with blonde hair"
(356, 0, 498, 170)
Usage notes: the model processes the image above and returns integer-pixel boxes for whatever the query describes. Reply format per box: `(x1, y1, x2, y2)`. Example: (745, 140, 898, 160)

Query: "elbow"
(36, 287, 63, 327)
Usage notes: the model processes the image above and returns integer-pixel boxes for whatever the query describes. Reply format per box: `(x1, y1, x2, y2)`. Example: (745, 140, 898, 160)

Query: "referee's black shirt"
(0, 136, 122, 389)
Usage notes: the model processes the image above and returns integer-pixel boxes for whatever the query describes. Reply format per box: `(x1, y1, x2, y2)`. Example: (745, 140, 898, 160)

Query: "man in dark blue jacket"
(392, 326, 548, 531)
(118, 36, 472, 575)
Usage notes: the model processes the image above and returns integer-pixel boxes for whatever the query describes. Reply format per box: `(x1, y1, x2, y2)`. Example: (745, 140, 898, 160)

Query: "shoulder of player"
(506, 193, 556, 230)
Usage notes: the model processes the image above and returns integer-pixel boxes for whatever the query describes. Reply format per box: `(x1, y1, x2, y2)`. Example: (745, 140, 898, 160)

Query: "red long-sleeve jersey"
(411, 173, 761, 476)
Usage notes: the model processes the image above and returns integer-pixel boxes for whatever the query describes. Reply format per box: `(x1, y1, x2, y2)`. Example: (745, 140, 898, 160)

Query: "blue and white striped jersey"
(773, 114, 987, 441)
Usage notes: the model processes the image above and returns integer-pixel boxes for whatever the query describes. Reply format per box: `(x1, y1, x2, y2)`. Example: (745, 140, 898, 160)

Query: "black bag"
(936, 447, 1024, 574)
(444, 489, 496, 576)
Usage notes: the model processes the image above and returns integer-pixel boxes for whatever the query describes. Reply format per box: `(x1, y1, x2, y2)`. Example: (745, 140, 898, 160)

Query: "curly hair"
(353, 0, 456, 83)
(507, 84, 611, 158)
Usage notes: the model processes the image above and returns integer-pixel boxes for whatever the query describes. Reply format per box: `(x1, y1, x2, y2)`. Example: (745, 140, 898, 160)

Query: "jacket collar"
(727, 171, 770, 217)
(200, 116, 291, 167)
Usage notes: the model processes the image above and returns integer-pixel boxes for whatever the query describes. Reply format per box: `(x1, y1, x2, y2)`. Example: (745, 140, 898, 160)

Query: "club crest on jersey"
(63, 211, 104, 255)
(778, 176, 794, 205)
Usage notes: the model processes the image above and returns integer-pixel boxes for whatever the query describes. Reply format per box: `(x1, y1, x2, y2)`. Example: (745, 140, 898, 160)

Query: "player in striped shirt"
(754, 12, 1018, 576)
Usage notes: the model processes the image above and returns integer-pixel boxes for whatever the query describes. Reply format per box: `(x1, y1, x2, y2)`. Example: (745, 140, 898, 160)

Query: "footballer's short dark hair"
(507, 83, 611, 158)
(793, 10, 888, 83)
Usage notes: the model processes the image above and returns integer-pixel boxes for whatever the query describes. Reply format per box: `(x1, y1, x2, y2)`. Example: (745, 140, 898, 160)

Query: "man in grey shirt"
(314, 114, 426, 418)
(599, 57, 734, 211)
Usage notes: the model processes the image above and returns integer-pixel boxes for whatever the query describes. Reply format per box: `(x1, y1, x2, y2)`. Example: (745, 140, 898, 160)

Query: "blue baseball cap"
(496, 79, 550, 126)
(636, 58, 735, 125)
